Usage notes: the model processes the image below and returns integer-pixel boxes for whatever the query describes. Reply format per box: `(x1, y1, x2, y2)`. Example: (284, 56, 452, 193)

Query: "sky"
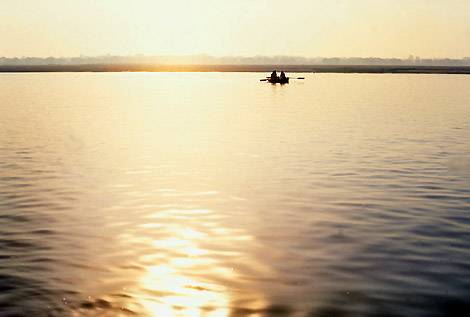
(1, 0, 470, 58)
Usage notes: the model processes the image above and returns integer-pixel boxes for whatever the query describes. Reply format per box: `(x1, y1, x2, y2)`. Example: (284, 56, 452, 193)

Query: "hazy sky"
(2, 0, 470, 58)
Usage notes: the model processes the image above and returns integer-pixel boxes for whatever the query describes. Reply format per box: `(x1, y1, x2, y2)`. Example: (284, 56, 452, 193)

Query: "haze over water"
(1, 72, 470, 317)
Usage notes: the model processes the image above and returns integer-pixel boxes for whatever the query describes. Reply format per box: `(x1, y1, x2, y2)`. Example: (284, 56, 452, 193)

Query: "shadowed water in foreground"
(1, 73, 470, 316)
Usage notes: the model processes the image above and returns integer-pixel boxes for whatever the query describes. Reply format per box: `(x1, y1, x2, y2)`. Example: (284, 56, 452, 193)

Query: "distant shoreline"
(1, 64, 470, 74)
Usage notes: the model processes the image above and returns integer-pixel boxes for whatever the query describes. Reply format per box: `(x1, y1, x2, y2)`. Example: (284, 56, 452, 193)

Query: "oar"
(260, 79, 268, 81)
(288, 77, 305, 80)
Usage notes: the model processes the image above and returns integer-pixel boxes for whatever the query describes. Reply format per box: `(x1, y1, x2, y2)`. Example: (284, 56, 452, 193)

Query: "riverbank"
(2, 64, 470, 74)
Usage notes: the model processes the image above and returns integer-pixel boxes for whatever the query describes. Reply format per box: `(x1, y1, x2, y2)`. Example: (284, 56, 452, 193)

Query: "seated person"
(270, 70, 278, 81)
(279, 71, 287, 81)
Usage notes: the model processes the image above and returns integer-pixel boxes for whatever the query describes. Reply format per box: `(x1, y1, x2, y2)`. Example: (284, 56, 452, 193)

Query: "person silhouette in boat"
(270, 70, 278, 82)
(279, 71, 287, 82)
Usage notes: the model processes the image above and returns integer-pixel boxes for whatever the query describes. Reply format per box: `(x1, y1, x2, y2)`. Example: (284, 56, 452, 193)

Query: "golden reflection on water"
(117, 207, 264, 317)
(139, 264, 229, 317)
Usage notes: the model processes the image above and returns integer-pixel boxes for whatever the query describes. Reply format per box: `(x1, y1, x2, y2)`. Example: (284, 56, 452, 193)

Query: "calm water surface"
(1, 73, 470, 317)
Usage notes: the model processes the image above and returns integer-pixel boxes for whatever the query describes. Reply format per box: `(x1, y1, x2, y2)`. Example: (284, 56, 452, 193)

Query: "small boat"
(260, 72, 304, 84)
(267, 77, 289, 84)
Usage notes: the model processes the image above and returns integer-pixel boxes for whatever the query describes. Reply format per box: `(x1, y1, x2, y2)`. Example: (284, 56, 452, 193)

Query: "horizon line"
(2, 64, 470, 75)
(2, 54, 470, 60)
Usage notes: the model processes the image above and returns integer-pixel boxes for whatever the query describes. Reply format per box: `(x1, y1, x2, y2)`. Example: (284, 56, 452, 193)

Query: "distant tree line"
(2, 55, 470, 66)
